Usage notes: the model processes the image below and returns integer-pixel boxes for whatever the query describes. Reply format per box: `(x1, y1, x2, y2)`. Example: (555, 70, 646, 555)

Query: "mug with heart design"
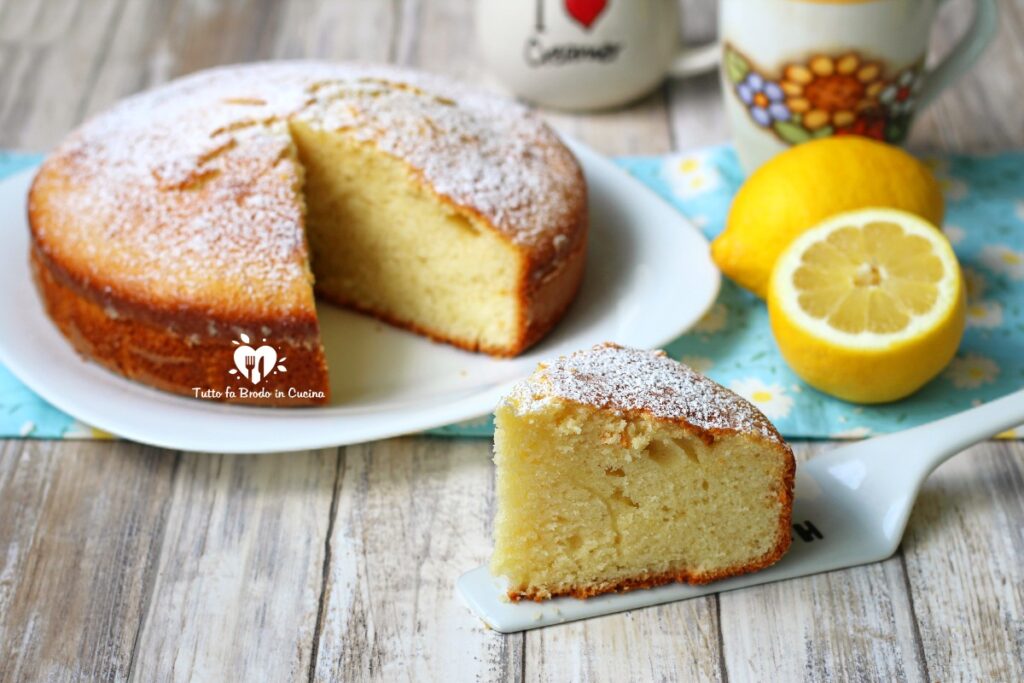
(475, 0, 719, 111)
(721, 0, 998, 172)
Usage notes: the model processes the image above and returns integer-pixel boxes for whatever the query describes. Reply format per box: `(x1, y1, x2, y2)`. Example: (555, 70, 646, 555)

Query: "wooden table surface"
(1, 1, 1022, 681)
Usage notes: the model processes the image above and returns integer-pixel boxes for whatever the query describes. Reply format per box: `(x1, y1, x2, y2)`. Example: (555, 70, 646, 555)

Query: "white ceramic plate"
(0, 140, 720, 453)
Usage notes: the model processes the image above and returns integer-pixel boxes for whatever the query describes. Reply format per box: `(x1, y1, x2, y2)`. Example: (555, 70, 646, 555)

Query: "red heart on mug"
(564, 0, 608, 30)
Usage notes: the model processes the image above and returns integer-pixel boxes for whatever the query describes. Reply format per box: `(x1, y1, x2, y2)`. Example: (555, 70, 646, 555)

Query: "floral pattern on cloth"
(0, 149, 1021, 440)
(724, 43, 925, 145)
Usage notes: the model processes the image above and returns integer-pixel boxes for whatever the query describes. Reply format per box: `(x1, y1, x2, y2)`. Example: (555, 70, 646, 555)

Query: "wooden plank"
(0, 439, 176, 682)
(911, 0, 1024, 150)
(129, 449, 338, 682)
(718, 444, 926, 682)
(149, 0, 286, 76)
(393, 0, 479, 78)
(525, 598, 723, 682)
(81, 0, 290, 121)
(0, 0, 46, 42)
(667, 72, 732, 151)
(271, 0, 397, 61)
(311, 438, 522, 683)
(0, 0, 126, 150)
(84, 0, 403, 123)
(901, 441, 1024, 680)
(721, 558, 927, 681)
(669, 0, 731, 150)
(73, 0, 186, 119)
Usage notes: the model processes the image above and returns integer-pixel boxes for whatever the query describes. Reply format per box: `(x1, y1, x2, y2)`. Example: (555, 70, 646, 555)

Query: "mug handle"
(670, 43, 720, 79)
(917, 0, 998, 108)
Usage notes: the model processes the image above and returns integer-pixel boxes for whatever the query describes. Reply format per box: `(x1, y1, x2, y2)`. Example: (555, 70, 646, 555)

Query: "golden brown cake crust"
(31, 247, 329, 406)
(507, 539, 793, 601)
(505, 342, 791, 447)
(29, 62, 587, 402)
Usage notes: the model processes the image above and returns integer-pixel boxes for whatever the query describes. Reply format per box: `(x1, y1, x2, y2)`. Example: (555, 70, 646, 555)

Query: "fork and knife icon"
(233, 343, 278, 385)
(243, 355, 264, 384)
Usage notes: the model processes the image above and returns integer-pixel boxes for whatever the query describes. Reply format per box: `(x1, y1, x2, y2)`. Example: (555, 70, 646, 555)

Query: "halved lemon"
(768, 208, 965, 404)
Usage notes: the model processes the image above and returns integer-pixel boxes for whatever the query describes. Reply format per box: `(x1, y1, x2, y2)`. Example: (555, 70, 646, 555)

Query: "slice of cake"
(490, 343, 795, 601)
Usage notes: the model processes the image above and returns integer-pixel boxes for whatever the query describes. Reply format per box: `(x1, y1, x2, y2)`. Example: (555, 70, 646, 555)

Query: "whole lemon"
(712, 137, 944, 299)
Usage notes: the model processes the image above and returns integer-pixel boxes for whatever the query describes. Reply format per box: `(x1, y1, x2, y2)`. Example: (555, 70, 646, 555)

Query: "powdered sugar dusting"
(33, 63, 583, 314)
(507, 343, 785, 444)
(296, 68, 583, 247)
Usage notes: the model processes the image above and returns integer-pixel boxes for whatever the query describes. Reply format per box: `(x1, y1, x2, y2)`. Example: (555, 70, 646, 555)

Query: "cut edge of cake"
(289, 118, 588, 357)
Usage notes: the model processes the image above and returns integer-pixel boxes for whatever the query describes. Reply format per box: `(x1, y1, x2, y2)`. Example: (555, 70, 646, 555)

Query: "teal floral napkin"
(1, 147, 1021, 441)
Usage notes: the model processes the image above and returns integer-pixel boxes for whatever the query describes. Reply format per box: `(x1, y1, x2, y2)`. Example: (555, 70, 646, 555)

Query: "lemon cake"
(491, 343, 795, 601)
(29, 62, 587, 405)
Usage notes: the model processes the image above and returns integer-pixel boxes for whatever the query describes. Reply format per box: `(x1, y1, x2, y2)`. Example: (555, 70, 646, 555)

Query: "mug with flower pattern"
(719, 0, 997, 172)
(726, 45, 924, 146)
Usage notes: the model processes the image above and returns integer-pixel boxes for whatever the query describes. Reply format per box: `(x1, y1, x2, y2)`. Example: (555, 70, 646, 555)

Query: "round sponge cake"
(29, 62, 587, 405)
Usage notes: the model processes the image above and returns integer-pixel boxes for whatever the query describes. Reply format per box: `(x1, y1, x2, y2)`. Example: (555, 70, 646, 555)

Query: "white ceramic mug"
(475, 0, 719, 111)
(720, 0, 998, 172)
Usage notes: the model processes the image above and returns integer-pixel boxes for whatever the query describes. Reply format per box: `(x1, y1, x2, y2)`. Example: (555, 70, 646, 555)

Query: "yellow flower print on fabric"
(728, 378, 794, 420)
(944, 353, 1000, 389)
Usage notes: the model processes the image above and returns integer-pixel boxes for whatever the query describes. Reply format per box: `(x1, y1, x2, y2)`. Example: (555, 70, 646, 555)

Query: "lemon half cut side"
(768, 208, 965, 404)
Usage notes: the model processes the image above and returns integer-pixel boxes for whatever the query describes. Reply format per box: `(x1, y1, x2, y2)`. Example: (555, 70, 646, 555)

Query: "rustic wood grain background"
(0, 0, 1022, 681)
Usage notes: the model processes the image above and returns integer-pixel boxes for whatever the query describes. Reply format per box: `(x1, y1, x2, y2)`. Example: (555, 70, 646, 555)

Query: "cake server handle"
(818, 386, 1024, 478)
(806, 386, 1024, 555)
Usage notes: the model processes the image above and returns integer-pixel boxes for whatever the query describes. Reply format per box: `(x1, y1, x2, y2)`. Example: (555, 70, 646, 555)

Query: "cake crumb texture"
(491, 343, 795, 601)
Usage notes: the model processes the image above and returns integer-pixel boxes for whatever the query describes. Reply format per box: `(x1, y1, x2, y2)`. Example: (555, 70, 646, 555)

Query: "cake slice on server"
(490, 343, 795, 601)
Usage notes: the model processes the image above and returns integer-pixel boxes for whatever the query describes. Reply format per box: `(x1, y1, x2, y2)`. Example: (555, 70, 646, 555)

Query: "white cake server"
(457, 387, 1024, 633)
